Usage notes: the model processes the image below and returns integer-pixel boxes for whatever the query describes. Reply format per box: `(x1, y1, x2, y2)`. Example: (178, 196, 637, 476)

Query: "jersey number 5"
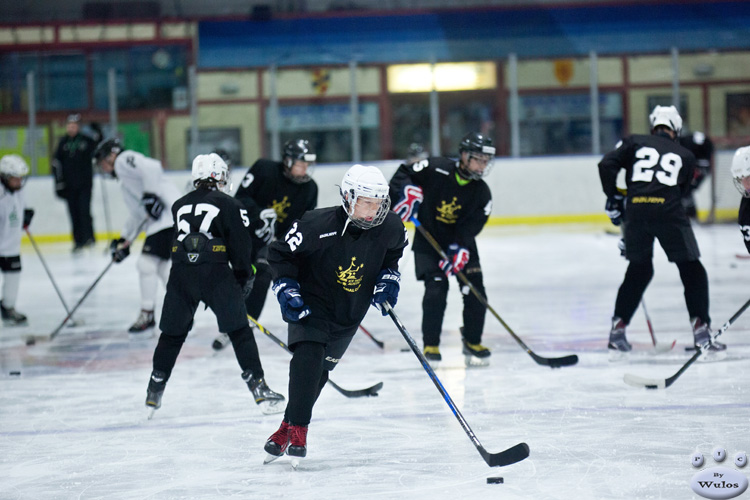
(631, 146, 683, 187)
(176, 203, 220, 241)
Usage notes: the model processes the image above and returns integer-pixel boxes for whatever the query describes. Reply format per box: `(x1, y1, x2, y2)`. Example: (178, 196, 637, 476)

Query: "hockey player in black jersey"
(731, 146, 750, 254)
(262, 164, 407, 466)
(679, 131, 714, 219)
(212, 139, 318, 351)
(389, 132, 494, 367)
(599, 105, 725, 358)
(145, 153, 285, 417)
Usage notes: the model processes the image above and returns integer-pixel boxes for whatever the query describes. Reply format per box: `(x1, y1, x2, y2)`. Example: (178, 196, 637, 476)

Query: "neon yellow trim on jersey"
(455, 172, 471, 186)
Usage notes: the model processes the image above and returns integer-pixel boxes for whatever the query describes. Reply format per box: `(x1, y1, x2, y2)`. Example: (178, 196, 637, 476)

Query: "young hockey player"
(93, 139, 181, 334)
(599, 105, 725, 358)
(145, 153, 284, 417)
(388, 132, 494, 367)
(731, 145, 750, 253)
(0, 155, 33, 325)
(263, 164, 407, 466)
(212, 139, 318, 351)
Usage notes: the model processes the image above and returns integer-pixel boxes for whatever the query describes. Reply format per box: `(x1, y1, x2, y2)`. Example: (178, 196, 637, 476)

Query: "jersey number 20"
(631, 147, 682, 187)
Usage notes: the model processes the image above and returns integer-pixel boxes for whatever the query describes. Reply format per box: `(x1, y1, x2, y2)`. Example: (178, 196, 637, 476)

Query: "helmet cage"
(282, 139, 316, 184)
(731, 145, 750, 198)
(0, 154, 29, 191)
(340, 165, 391, 230)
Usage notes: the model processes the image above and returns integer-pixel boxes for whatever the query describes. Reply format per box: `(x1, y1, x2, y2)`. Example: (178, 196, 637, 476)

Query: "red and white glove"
(392, 185, 423, 223)
(438, 244, 469, 276)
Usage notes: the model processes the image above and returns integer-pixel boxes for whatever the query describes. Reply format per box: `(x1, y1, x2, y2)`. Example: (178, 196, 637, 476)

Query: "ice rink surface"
(2, 223, 749, 500)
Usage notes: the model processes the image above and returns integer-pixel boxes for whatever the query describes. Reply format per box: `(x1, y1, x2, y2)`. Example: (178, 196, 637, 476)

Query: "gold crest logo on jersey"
(337, 257, 364, 292)
(271, 196, 292, 223)
(436, 197, 462, 224)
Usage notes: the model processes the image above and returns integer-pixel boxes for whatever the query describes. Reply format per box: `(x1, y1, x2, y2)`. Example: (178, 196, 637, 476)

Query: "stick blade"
(651, 339, 677, 354)
(623, 373, 666, 390)
(532, 353, 579, 368)
(483, 442, 530, 467)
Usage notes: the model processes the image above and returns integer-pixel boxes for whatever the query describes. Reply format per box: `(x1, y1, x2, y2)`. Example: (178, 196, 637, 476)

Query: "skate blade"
(650, 340, 676, 354)
(698, 350, 727, 363)
(426, 360, 440, 369)
(290, 457, 301, 470)
(464, 355, 490, 367)
(263, 453, 282, 464)
(147, 408, 156, 420)
(608, 349, 631, 362)
(258, 400, 286, 415)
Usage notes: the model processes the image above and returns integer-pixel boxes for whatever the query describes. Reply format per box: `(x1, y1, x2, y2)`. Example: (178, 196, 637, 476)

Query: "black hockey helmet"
(457, 132, 495, 180)
(92, 138, 122, 176)
(282, 138, 316, 184)
(211, 148, 232, 168)
(407, 143, 428, 163)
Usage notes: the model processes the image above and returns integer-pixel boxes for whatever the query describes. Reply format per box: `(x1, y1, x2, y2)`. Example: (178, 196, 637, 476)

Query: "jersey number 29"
(631, 147, 683, 187)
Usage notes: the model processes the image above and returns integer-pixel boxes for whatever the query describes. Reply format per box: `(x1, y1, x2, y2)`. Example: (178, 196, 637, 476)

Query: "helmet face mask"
(192, 153, 230, 193)
(731, 145, 750, 198)
(339, 164, 391, 230)
(282, 139, 316, 184)
(458, 132, 495, 180)
(649, 105, 683, 139)
(0, 154, 29, 192)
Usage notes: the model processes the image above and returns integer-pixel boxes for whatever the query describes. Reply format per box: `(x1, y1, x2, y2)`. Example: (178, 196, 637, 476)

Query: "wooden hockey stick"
(411, 218, 577, 368)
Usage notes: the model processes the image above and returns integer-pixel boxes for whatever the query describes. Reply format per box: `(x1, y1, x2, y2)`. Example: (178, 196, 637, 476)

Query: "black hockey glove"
(605, 195, 624, 226)
(141, 192, 164, 220)
(371, 268, 401, 316)
(110, 238, 130, 263)
(272, 278, 311, 322)
(254, 208, 278, 246)
(23, 208, 35, 230)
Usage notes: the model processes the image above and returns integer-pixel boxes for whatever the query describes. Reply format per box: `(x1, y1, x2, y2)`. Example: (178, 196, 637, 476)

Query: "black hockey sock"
(461, 270, 486, 343)
(614, 261, 653, 324)
(152, 332, 188, 380)
(676, 260, 710, 323)
(228, 325, 264, 379)
(285, 341, 325, 426)
(422, 277, 449, 346)
(244, 262, 272, 319)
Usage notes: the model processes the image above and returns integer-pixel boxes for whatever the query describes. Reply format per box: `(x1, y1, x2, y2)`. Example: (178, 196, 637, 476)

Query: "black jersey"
(739, 197, 750, 254)
(679, 132, 713, 170)
(389, 156, 492, 255)
(599, 134, 696, 223)
(171, 187, 254, 284)
(235, 159, 318, 238)
(53, 133, 97, 191)
(268, 207, 407, 330)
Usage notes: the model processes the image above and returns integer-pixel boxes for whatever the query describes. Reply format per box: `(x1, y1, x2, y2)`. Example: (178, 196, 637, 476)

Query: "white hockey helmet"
(731, 145, 750, 197)
(192, 153, 230, 193)
(0, 154, 29, 178)
(340, 164, 391, 230)
(649, 105, 683, 136)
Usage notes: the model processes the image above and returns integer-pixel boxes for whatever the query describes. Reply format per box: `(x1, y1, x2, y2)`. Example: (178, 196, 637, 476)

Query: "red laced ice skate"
(263, 421, 290, 464)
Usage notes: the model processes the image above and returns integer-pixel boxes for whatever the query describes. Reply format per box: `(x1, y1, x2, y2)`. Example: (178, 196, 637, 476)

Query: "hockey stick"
(640, 298, 675, 353)
(247, 315, 383, 398)
(358, 324, 384, 349)
(25, 228, 82, 327)
(411, 218, 577, 368)
(384, 303, 529, 467)
(623, 296, 750, 389)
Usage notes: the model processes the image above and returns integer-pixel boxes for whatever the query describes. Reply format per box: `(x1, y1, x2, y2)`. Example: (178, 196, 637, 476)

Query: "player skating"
(263, 164, 407, 467)
(93, 139, 181, 335)
(598, 105, 725, 359)
(0, 155, 34, 326)
(388, 132, 494, 367)
(212, 139, 318, 351)
(145, 153, 284, 418)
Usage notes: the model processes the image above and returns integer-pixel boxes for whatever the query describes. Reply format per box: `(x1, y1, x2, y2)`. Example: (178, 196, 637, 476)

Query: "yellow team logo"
(271, 196, 292, 223)
(337, 257, 364, 293)
(436, 197, 462, 224)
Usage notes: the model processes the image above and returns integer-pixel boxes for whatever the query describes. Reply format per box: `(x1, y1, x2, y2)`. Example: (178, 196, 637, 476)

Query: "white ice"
(1, 223, 749, 500)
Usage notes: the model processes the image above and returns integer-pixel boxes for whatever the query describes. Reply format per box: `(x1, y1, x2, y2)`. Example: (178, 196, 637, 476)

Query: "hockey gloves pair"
(392, 185, 423, 223)
(23, 209, 34, 230)
(142, 192, 164, 220)
(254, 208, 278, 246)
(110, 238, 130, 263)
(371, 268, 400, 315)
(272, 278, 311, 322)
(439, 244, 469, 277)
(605, 195, 625, 226)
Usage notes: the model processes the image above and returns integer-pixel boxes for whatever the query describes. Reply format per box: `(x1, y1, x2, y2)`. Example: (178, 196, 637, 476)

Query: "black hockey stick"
(359, 324, 385, 349)
(384, 303, 529, 467)
(25, 228, 82, 326)
(247, 315, 383, 398)
(411, 218, 577, 368)
(624, 296, 750, 389)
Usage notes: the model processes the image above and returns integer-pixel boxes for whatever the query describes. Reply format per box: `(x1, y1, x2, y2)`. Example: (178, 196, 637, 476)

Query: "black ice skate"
(129, 310, 155, 336)
(608, 317, 632, 361)
(145, 370, 166, 419)
(287, 424, 308, 469)
(243, 371, 285, 415)
(423, 346, 441, 368)
(1, 303, 27, 326)
(462, 339, 491, 367)
(692, 317, 727, 360)
(211, 333, 231, 351)
(264, 420, 290, 464)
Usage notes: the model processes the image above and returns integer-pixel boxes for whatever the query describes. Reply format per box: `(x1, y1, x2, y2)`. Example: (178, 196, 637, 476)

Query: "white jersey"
(114, 150, 180, 239)
(0, 184, 25, 257)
